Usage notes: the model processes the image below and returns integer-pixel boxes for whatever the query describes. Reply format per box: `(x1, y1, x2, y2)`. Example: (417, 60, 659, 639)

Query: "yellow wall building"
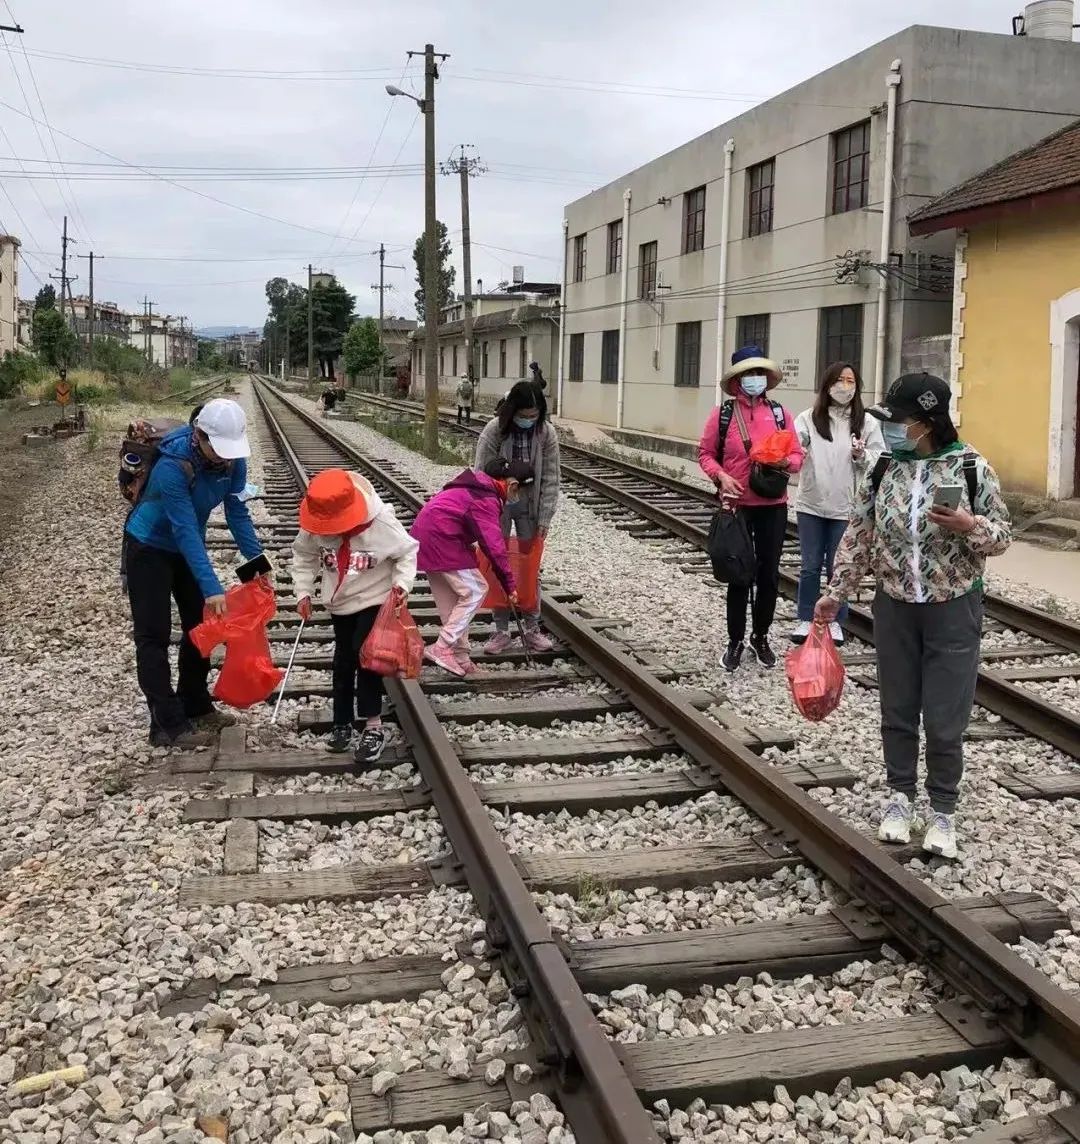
(910, 120, 1080, 499)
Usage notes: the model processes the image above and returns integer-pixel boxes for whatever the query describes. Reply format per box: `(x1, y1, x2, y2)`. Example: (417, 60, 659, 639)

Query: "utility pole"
(143, 297, 156, 367)
(371, 243, 405, 382)
(442, 145, 485, 392)
(307, 263, 315, 383)
(59, 217, 69, 321)
(77, 252, 100, 354)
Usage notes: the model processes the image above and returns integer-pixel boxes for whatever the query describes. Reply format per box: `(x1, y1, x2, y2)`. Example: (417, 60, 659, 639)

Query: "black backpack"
(707, 506, 755, 587)
(715, 398, 786, 465)
(869, 452, 978, 508)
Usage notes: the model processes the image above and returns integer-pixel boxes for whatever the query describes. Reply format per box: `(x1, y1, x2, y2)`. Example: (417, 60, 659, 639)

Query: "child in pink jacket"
(410, 459, 534, 676)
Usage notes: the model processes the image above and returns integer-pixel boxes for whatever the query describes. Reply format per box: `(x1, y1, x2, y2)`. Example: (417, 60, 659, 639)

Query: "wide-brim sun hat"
(299, 468, 371, 535)
(721, 344, 783, 394)
(195, 397, 251, 459)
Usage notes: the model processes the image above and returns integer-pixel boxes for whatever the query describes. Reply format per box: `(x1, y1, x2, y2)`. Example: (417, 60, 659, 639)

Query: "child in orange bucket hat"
(291, 468, 418, 764)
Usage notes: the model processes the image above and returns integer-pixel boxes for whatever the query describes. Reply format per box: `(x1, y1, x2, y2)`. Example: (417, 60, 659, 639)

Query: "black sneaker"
(749, 634, 777, 669)
(327, 725, 353, 753)
(354, 726, 387, 766)
(149, 723, 215, 749)
(721, 641, 745, 672)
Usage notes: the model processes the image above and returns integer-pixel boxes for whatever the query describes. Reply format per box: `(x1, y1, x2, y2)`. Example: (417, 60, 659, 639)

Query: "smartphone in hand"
(237, 553, 273, 583)
(933, 484, 963, 511)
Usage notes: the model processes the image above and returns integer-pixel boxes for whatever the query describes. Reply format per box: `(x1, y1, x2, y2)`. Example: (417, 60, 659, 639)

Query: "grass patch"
(84, 409, 107, 452)
(558, 425, 689, 481)
(575, 871, 619, 922)
(358, 413, 472, 466)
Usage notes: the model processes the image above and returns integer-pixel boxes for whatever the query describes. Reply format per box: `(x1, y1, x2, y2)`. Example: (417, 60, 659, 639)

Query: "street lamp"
(387, 47, 442, 457)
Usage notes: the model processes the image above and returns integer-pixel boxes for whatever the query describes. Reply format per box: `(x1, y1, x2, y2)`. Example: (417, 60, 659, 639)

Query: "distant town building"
(68, 295, 131, 344)
(560, 14, 1080, 443)
(129, 311, 198, 367)
(381, 316, 418, 371)
(17, 298, 31, 349)
(214, 329, 263, 367)
(0, 235, 21, 357)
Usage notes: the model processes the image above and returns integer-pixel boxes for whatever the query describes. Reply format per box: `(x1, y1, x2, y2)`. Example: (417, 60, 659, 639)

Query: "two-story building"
(410, 282, 560, 403)
(560, 8, 1080, 444)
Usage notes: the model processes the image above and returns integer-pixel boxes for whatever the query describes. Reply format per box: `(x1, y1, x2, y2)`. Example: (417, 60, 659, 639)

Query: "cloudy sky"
(0, 0, 1036, 331)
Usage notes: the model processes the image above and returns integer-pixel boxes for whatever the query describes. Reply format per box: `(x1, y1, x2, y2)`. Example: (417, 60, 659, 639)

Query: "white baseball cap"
(195, 398, 251, 460)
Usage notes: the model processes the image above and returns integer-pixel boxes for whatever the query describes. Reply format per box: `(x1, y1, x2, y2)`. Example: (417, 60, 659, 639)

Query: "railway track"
(172, 379, 1080, 1141)
(338, 385, 1080, 779)
(162, 373, 233, 409)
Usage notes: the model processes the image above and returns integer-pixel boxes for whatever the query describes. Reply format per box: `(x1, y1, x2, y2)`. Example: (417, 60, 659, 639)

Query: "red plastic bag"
(189, 578, 284, 709)
(477, 536, 545, 613)
(785, 622, 845, 722)
(360, 593, 424, 679)
(749, 429, 796, 466)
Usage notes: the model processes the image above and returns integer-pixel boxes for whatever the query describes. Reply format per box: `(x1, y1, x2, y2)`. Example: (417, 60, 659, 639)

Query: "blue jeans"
(796, 513, 849, 623)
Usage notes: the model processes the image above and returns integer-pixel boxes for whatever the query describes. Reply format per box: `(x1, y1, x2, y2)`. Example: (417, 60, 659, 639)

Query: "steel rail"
(345, 386, 1080, 653)
(251, 379, 662, 1144)
(539, 594, 1080, 1097)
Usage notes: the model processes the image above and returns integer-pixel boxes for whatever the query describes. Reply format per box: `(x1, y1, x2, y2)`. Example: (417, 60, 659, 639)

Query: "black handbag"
(707, 505, 755, 586)
(733, 403, 789, 500)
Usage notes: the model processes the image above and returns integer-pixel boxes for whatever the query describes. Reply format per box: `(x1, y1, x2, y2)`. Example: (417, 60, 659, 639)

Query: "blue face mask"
(740, 375, 767, 398)
(882, 420, 925, 458)
(514, 415, 538, 430)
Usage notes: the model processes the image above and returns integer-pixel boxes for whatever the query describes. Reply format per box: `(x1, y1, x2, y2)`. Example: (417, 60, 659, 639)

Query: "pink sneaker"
(524, 628, 554, 653)
(483, 631, 513, 655)
(453, 645, 479, 676)
(424, 641, 466, 677)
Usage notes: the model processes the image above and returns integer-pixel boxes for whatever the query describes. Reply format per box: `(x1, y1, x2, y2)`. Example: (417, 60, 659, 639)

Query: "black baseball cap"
(867, 372, 952, 423)
(483, 457, 535, 485)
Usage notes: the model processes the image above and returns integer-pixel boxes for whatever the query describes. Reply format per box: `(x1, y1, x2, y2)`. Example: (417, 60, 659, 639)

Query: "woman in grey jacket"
(474, 380, 560, 651)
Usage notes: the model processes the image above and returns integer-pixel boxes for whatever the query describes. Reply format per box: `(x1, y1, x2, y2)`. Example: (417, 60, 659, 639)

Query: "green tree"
(342, 317, 382, 379)
(32, 308, 78, 370)
(197, 338, 225, 371)
(413, 220, 455, 322)
(0, 350, 44, 398)
(311, 278, 356, 379)
(34, 284, 56, 312)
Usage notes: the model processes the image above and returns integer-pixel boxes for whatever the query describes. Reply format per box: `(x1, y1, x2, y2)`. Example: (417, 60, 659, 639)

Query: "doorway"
(1048, 291, 1080, 499)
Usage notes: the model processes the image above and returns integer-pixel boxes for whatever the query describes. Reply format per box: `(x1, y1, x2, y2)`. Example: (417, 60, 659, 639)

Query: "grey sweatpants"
(872, 589, 983, 814)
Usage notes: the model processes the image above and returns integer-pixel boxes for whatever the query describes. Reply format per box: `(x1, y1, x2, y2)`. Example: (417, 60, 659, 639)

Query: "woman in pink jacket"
(698, 344, 804, 671)
(410, 459, 533, 677)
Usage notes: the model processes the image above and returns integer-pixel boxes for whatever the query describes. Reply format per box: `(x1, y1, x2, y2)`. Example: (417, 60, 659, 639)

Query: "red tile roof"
(909, 118, 1080, 234)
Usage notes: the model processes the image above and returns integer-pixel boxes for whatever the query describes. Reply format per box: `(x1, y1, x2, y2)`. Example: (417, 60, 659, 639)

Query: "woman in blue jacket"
(125, 398, 263, 747)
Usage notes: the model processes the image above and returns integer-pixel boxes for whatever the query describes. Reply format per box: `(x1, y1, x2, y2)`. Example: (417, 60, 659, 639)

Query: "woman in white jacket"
(792, 362, 884, 646)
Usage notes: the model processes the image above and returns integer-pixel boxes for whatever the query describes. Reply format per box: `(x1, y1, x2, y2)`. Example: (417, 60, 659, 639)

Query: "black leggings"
(725, 504, 788, 643)
(331, 606, 385, 727)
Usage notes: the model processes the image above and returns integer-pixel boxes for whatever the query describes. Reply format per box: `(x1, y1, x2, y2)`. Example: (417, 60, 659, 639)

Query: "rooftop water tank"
(1020, 0, 1075, 39)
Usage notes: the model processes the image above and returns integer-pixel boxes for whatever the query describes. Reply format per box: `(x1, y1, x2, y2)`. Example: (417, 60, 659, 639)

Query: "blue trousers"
(796, 513, 849, 622)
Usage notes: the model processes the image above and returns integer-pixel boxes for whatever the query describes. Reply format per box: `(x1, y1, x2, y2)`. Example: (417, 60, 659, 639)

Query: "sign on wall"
(781, 358, 800, 385)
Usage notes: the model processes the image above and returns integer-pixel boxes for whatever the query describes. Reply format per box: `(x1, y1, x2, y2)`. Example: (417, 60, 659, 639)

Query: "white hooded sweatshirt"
(793, 406, 885, 521)
(292, 472, 418, 615)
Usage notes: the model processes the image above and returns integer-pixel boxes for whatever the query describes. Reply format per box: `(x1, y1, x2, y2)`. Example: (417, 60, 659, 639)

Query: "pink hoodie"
(698, 393, 804, 508)
(410, 470, 516, 593)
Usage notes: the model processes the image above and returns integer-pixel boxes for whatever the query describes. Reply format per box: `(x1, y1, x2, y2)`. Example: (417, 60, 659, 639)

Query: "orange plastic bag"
(477, 536, 545, 613)
(750, 429, 796, 466)
(189, 578, 284, 709)
(360, 592, 424, 678)
(785, 622, 845, 722)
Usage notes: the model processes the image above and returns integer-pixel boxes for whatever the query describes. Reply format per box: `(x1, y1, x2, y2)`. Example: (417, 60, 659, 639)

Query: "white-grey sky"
(0, 0, 1032, 330)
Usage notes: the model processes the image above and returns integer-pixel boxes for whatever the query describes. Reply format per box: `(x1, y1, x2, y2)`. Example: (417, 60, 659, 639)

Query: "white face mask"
(830, 384, 855, 406)
(740, 374, 767, 398)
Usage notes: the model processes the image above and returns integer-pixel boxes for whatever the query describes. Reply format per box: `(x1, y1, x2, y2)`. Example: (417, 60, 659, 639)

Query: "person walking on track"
(125, 398, 263, 748)
(291, 468, 418, 764)
(455, 374, 476, 426)
(815, 372, 1011, 860)
(698, 345, 803, 673)
(474, 380, 560, 653)
(791, 361, 884, 647)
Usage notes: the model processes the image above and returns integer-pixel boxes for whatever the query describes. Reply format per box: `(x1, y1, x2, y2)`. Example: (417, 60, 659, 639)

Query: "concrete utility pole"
(51, 217, 77, 324)
(143, 297, 156, 366)
(77, 252, 100, 354)
(390, 43, 448, 456)
(307, 263, 315, 382)
(371, 243, 405, 380)
(442, 145, 485, 392)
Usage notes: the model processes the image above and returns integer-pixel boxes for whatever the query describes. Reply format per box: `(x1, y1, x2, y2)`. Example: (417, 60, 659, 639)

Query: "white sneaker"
(828, 622, 845, 646)
(878, 792, 913, 844)
(923, 812, 958, 860)
(790, 621, 811, 645)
